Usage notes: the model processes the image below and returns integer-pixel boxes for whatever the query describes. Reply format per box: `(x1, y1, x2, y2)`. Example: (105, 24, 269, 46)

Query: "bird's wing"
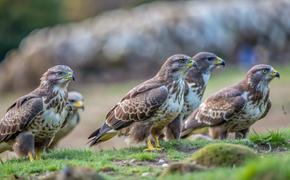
(0, 95, 43, 142)
(88, 80, 168, 145)
(185, 87, 246, 129)
(106, 83, 168, 129)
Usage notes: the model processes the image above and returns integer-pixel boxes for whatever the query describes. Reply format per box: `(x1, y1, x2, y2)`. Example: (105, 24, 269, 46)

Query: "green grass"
(249, 130, 289, 148)
(1, 130, 290, 179)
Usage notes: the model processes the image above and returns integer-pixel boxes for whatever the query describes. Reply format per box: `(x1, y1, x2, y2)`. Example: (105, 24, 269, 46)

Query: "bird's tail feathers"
(181, 118, 207, 139)
(88, 123, 117, 146)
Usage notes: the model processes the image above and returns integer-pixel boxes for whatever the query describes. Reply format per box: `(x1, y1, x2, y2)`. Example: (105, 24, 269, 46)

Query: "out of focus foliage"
(0, 0, 289, 91)
(0, 0, 160, 60)
(0, 0, 64, 60)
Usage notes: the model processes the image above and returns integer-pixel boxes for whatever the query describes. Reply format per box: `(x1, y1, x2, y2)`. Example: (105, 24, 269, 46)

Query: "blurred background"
(0, 0, 289, 151)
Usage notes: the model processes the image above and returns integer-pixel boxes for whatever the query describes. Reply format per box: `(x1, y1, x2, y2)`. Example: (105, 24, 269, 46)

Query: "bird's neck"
(186, 70, 210, 88)
(243, 78, 270, 100)
(37, 81, 68, 101)
(156, 70, 186, 84)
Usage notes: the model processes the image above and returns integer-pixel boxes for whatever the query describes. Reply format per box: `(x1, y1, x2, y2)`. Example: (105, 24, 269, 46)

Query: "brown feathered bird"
(163, 52, 225, 140)
(88, 54, 195, 151)
(182, 64, 280, 139)
(49, 91, 84, 148)
(0, 65, 74, 159)
(12, 132, 35, 161)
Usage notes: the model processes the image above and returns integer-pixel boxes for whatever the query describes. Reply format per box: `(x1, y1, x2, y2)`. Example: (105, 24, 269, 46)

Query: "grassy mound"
(238, 154, 290, 180)
(189, 143, 257, 167)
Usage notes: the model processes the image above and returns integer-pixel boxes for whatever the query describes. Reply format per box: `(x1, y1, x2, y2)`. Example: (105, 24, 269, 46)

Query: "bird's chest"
(183, 86, 203, 117)
(28, 96, 67, 140)
(228, 93, 268, 131)
(241, 91, 269, 121)
(152, 81, 185, 127)
(63, 113, 79, 130)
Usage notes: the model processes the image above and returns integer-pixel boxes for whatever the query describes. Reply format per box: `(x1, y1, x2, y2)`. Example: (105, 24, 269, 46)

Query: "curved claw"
(143, 137, 164, 152)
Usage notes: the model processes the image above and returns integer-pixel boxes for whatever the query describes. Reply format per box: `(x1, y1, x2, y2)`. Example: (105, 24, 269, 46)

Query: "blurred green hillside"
(0, 0, 64, 60)
(0, 0, 160, 60)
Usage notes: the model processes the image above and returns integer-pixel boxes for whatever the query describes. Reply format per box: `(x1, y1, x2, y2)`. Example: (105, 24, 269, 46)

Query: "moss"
(189, 143, 257, 168)
(237, 154, 290, 180)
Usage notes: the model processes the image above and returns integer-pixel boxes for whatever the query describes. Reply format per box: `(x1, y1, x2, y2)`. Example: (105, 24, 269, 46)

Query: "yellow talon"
(144, 138, 155, 152)
(144, 138, 163, 152)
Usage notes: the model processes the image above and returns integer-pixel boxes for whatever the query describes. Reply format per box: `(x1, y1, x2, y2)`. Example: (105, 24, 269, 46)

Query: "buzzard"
(163, 52, 225, 140)
(88, 54, 195, 151)
(0, 65, 74, 159)
(49, 91, 84, 148)
(182, 64, 280, 139)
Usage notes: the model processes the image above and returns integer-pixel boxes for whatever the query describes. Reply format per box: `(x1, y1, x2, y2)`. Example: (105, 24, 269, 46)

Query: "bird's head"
(247, 64, 280, 87)
(191, 52, 225, 73)
(68, 91, 85, 111)
(158, 54, 195, 80)
(40, 65, 75, 88)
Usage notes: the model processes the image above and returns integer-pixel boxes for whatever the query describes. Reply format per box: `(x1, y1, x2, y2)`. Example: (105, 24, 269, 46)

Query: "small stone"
(158, 159, 166, 164)
(162, 163, 169, 168)
(141, 172, 150, 176)
(129, 159, 136, 163)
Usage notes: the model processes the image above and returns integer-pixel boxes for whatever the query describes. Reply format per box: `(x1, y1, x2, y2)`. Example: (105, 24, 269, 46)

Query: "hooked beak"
(187, 58, 197, 69)
(66, 72, 75, 81)
(73, 101, 84, 110)
(271, 69, 280, 79)
(214, 57, 226, 67)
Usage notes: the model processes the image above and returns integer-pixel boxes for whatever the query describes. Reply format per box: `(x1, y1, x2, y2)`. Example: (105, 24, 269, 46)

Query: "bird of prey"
(163, 52, 225, 140)
(88, 54, 195, 151)
(0, 65, 75, 159)
(182, 64, 280, 139)
(12, 132, 35, 161)
(49, 91, 84, 148)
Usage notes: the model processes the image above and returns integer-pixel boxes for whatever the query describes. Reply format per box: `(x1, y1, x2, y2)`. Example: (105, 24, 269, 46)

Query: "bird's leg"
(220, 131, 228, 140)
(153, 135, 163, 150)
(28, 152, 34, 162)
(35, 149, 42, 160)
(235, 128, 249, 139)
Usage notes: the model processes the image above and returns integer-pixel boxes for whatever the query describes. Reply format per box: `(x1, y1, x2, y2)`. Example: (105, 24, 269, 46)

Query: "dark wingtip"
(87, 138, 97, 147)
(88, 129, 100, 139)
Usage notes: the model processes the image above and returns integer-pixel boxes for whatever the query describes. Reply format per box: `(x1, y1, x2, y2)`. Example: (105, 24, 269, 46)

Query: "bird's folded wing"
(0, 95, 43, 142)
(194, 89, 246, 126)
(105, 84, 168, 129)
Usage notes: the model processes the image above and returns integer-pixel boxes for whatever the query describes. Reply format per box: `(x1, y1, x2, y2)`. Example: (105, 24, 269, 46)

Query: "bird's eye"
(262, 69, 269, 74)
(58, 71, 66, 76)
(207, 57, 215, 61)
(179, 58, 186, 63)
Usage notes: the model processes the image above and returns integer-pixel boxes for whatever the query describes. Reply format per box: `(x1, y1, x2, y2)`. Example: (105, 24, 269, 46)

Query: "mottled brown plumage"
(182, 64, 279, 139)
(164, 52, 225, 140)
(0, 65, 74, 159)
(49, 91, 84, 148)
(88, 54, 195, 150)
